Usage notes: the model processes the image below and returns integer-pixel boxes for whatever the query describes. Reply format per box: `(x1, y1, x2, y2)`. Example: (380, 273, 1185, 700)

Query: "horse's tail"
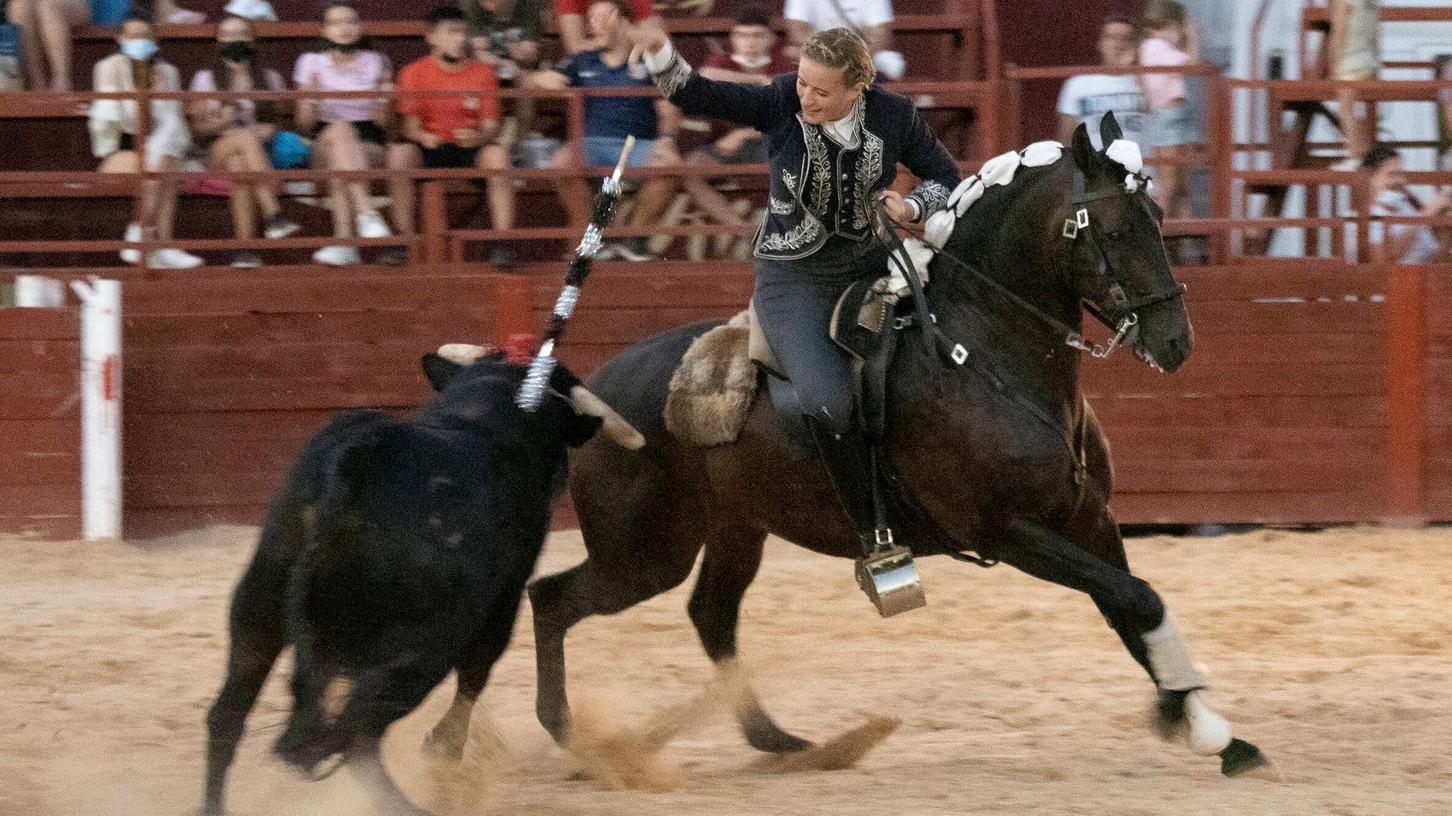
(274, 432, 379, 773)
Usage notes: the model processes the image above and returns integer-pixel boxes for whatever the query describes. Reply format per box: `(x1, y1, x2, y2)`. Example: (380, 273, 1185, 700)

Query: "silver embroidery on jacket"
(851, 129, 885, 230)
(799, 123, 832, 218)
(910, 179, 951, 217)
(758, 212, 824, 253)
(768, 196, 794, 214)
(651, 51, 693, 98)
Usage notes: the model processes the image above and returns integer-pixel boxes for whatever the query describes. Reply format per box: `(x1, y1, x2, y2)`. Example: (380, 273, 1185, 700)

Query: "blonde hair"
(1142, 0, 1186, 30)
(801, 27, 875, 89)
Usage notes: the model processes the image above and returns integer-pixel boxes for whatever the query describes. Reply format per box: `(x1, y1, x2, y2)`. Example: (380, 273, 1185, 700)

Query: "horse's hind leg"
(688, 526, 812, 754)
(999, 516, 1271, 778)
(530, 526, 703, 746)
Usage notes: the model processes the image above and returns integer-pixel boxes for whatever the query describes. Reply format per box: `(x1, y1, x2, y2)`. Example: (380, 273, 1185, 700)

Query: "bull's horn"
(569, 386, 646, 450)
(436, 343, 491, 365)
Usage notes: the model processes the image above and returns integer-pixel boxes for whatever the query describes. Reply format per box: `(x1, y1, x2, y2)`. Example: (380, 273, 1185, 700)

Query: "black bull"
(199, 348, 643, 816)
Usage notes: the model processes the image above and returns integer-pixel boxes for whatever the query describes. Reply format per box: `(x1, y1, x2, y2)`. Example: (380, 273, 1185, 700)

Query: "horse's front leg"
(997, 515, 1275, 779)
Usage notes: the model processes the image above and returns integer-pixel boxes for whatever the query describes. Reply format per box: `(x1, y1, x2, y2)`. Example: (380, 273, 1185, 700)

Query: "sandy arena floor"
(2, 524, 1450, 816)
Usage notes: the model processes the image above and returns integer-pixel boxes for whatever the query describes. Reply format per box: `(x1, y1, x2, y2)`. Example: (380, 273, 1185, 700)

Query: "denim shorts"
(582, 135, 656, 168)
(1150, 104, 1196, 148)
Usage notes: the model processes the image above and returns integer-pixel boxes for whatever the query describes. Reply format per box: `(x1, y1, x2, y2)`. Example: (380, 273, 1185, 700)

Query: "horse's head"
(1064, 112, 1192, 372)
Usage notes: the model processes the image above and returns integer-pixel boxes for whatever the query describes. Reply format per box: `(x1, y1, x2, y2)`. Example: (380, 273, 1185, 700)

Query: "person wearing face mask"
(631, 25, 958, 569)
(188, 14, 303, 268)
(389, 5, 513, 267)
(89, 14, 202, 269)
(293, 0, 396, 266)
(680, 7, 794, 255)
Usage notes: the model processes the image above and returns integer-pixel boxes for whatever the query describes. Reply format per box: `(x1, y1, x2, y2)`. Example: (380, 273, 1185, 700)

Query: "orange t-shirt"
(397, 56, 499, 141)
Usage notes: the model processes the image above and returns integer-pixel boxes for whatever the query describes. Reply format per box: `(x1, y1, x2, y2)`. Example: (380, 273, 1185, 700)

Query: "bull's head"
(423, 344, 645, 450)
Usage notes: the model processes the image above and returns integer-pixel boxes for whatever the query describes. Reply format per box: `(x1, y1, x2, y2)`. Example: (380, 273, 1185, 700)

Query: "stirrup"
(855, 528, 926, 618)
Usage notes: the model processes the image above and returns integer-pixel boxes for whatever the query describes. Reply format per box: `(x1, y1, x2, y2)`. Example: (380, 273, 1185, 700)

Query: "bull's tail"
(275, 436, 377, 774)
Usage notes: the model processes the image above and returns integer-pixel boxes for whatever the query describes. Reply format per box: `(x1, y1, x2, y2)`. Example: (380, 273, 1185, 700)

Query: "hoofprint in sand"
(3, 525, 1451, 815)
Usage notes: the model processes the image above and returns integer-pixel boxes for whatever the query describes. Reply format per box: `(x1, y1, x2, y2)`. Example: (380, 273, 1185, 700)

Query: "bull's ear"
(1070, 122, 1097, 175)
(565, 413, 604, 448)
(421, 353, 462, 391)
(1098, 111, 1123, 149)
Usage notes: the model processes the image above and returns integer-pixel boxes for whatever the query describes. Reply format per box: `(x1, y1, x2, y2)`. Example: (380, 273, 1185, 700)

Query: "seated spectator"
(1056, 12, 1150, 148)
(6, 0, 205, 90)
(526, 0, 680, 261)
(1329, 0, 1380, 168)
(680, 7, 792, 250)
(1140, 0, 1199, 220)
(188, 14, 302, 268)
(391, 5, 515, 267)
(462, 0, 541, 71)
(783, 0, 903, 80)
(555, 0, 656, 55)
(1362, 143, 1450, 264)
(88, 15, 202, 268)
(293, 0, 395, 266)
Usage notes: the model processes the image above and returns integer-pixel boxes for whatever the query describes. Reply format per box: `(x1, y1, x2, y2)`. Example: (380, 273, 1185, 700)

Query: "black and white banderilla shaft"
(517, 135, 636, 410)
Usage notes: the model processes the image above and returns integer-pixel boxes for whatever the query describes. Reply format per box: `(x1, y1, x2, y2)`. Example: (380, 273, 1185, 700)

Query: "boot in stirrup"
(805, 415, 926, 617)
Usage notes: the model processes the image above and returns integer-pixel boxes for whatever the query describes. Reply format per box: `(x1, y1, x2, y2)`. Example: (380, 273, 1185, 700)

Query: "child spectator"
(526, 0, 680, 261)
(293, 0, 395, 266)
(391, 5, 515, 267)
(1056, 13, 1150, 148)
(188, 14, 302, 268)
(89, 15, 202, 268)
(1361, 143, 1450, 263)
(1139, 0, 1199, 219)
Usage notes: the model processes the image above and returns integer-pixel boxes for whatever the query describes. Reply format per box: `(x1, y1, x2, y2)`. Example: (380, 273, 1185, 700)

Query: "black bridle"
(872, 165, 1186, 364)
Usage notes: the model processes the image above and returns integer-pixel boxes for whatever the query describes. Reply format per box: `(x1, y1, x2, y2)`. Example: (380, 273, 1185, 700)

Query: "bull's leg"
(200, 556, 289, 816)
(530, 543, 702, 746)
(425, 591, 527, 760)
(687, 527, 811, 754)
(999, 516, 1271, 778)
(201, 625, 285, 815)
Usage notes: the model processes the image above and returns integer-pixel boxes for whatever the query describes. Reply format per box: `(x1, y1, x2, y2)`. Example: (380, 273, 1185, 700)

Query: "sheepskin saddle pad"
(663, 310, 762, 446)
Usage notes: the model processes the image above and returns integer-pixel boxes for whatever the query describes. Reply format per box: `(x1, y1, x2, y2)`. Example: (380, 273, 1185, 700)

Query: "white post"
(14, 275, 65, 308)
(69, 277, 123, 540)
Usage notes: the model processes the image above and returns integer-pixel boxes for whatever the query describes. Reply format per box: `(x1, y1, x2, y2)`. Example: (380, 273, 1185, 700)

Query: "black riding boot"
(805, 415, 926, 616)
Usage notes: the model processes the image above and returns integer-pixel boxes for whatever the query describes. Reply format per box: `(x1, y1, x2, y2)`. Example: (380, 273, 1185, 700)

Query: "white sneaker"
(313, 245, 361, 266)
(148, 248, 205, 269)
(356, 211, 391, 239)
(120, 223, 142, 264)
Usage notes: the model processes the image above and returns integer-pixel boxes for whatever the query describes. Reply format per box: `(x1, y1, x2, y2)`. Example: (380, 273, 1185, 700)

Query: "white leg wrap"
(1142, 613, 1207, 692)
(1185, 690, 1233, 755)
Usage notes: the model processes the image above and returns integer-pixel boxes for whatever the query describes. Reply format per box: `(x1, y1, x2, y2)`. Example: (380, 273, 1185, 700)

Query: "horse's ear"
(1098, 111, 1123, 148)
(1070, 122, 1098, 175)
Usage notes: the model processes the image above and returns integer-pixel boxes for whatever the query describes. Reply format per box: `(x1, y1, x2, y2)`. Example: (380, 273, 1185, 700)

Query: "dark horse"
(429, 114, 1270, 777)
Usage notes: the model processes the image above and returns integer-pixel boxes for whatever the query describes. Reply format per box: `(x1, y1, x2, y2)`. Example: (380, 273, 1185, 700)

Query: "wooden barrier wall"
(5, 261, 1446, 537)
(0, 307, 81, 538)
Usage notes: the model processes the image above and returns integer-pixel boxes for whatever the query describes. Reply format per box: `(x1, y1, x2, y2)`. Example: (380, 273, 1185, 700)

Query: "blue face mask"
(120, 38, 159, 62)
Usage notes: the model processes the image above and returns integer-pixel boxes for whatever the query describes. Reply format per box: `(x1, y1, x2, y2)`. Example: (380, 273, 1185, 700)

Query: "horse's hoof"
(1219, 738, 1280, 781)
(1152, 688, 1190, 741)
(746, 728, 812, 754)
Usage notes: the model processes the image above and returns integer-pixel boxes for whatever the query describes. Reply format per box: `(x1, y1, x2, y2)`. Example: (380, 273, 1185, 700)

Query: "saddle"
(664, 243, 929, 448)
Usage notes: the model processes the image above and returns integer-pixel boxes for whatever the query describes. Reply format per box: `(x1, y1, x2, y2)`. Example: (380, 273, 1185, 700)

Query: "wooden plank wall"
(531, 259, 1406, 525)
(118, 270, 526, 535)
(0, 307, 81, 538)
